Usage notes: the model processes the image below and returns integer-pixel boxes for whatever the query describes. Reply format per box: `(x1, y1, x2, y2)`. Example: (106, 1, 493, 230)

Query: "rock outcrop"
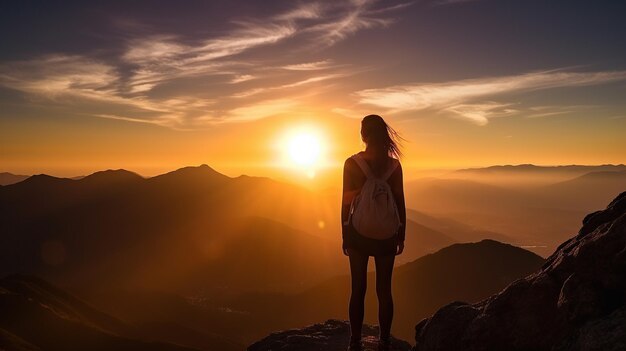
(248, 319, 411, 351)
(413, 192, 626, 351)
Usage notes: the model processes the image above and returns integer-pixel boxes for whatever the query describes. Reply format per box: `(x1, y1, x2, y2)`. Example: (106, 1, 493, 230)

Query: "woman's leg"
(374, 254, 395, 341)
(348, 248, 369, 343)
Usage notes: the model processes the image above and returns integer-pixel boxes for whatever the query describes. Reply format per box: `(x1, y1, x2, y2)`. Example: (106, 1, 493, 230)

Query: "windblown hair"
(360, 114, 404, 159)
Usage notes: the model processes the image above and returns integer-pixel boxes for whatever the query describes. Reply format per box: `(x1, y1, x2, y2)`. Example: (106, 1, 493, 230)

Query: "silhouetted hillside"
(80, 169, 145, 186)
(229, 240, 544, 341)
(186, 216, 344, 294)
(534, 170, 626, 211)
(0, 172, 29, 186)
(406, 209, 510, 243)
(0, 275, 243, 351)
(454, 164, 626, 187)
(86, 289, 253, 350)
(0, 165, 343, 296)
(414, 192, 626, 351)
(0, 164, 473, 298)
(396, 218, 455, 265)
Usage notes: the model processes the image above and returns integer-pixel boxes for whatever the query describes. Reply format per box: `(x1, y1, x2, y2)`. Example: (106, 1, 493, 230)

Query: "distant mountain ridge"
(0, 172, 29, 186)
(0, 164, 345, 296)
(4, 163, 625, 185)
(456, 164, 626, 174)
(406, 165, 626, 256)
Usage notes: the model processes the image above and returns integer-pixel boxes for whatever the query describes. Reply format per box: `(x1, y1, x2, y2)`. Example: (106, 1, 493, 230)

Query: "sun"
(278, 126, 327, 178)
(287, 132, 321, 166)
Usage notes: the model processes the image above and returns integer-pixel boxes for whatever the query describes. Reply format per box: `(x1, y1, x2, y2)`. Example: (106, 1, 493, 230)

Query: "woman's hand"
(396, 240, 404, 255)
(342, 224, 350, 256)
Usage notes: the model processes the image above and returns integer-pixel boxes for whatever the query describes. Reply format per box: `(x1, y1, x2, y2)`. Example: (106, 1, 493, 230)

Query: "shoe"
(348, 339, 362, 351)
(378, 337, 391, 351)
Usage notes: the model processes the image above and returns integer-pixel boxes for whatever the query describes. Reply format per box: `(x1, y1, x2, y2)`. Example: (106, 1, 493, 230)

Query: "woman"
(341, 114, 406, 351)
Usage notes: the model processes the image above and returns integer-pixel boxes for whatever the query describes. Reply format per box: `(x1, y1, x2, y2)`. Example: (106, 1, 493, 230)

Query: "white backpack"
(347, 153, 401, 240)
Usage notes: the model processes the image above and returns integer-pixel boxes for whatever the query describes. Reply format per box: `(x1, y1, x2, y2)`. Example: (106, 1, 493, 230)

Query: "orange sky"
(2, 106, 625, 188)
(1, 1, 625, 184)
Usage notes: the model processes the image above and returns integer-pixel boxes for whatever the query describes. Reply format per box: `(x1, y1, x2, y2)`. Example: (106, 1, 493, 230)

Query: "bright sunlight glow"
(287, 133, 321, 166)
(277, 126, 327, 178)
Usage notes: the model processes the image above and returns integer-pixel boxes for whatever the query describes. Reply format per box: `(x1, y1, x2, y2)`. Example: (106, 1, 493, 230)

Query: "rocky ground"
(248, 319, 411, 351)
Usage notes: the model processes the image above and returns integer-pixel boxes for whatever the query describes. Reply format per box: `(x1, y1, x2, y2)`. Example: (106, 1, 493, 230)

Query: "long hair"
(361, 114, 404, 159)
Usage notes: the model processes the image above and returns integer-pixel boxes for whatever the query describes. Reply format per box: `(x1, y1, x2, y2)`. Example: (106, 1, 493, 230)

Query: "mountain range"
(0, 172, 29, 186)
(0, 165, 345, 296)
(226, 239, 543, 342)
(2, 163, 623, 349)
(0, 239, 543, 348)
(405, 167, 626, 256)
(0, 164, 512, 297)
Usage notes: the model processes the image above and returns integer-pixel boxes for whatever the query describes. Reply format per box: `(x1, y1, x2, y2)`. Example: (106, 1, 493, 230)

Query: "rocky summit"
(247, 319, 411, 351)
(413, 192, 626, 351)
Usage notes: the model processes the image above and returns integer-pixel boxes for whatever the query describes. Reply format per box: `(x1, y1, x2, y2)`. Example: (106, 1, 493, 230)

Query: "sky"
(1, 0, 625, 182)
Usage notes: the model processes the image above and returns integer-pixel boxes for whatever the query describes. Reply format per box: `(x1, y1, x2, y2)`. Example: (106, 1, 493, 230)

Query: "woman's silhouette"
(341, 115, 406, 351)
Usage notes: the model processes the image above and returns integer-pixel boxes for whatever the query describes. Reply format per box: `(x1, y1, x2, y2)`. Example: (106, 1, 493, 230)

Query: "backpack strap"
(351, 154, 374, 179)
(352, 154, 399, 180)
(382, 158, 399, 181)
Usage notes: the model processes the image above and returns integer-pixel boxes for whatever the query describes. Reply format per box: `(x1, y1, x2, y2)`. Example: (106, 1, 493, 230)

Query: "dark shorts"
(345, 222, 398, 257)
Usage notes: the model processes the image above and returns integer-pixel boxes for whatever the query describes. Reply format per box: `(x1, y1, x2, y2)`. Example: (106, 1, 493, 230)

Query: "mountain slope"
(0, 165, 343, 296)
(413, 192, 626, 351)
(533, 170, 626, 211)
(0, 275, 227, 351)
(0, 172, 29, 186)
(406, 209, 511, 243)
(228, 240, 544, 341)
(403, 174, 620, 256)
(454, 164, 626, 186)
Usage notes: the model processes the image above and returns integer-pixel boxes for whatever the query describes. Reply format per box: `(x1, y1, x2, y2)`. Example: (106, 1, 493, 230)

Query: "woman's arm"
(341, 158, 359, 241)
(390, 162, 406, 243)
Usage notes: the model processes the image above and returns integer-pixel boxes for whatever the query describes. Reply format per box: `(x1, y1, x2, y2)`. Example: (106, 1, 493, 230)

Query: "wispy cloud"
(0, 0, 407, 129)
(231, 73, 349, 98)
(274, 3, 322, 21)
(282, 60, 337, 71)
(355, 69, 626, 125)
(121, 23, 296, 92)
(279, 73, 347, 88)
(443, 102, 517, 126)
(305, 0, 397, 46)
(230, 74, 255, 83)
(0, 55, 221, 128)
(0, 55, 117, 100)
